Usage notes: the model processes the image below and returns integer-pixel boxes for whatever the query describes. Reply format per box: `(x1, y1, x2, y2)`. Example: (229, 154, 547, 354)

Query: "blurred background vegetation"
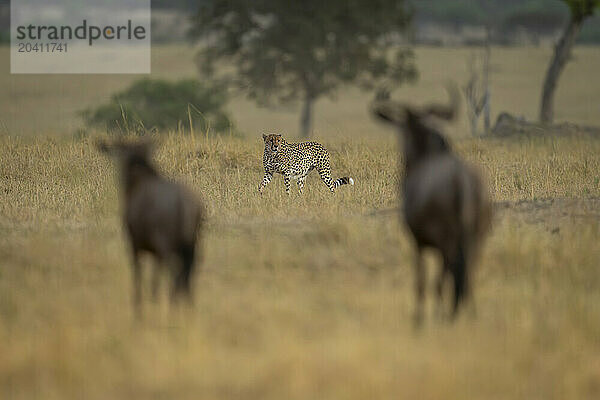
(1, 0, 598, 136)
(82, 79, 233, 135)
(146, 0, 600, 44)
(2, 0, 599, 44)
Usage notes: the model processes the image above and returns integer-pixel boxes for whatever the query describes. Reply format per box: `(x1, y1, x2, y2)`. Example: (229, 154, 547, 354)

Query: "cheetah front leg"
(283, 173, 291, 195)
(259, 171, 273, 194)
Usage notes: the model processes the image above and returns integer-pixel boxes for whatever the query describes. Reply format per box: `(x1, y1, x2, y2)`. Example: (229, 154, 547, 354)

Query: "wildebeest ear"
(373, 109, 394, 123)
(95, 139, 111, 154)
(372, 102, 402, 125)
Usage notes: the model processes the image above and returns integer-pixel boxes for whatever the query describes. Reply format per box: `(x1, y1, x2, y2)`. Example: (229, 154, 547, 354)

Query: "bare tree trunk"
(469, 113, 478, 138)
(483, 26, 491, 133)
(540, 17, 583, 124)
(300, 94, 314, 138)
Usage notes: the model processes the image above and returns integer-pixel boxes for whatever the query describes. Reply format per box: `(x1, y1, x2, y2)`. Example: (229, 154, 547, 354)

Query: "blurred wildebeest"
(97, 139, 204, 315)
(372, 88, 492, 325)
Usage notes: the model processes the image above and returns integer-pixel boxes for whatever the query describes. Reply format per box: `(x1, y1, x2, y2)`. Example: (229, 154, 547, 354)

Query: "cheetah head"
(262, 133, 283, 154)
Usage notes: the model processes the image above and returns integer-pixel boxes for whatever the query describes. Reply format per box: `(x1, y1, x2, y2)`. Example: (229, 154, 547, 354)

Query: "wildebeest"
(97, 139, 204, 315)
(372, 89, 492, 325)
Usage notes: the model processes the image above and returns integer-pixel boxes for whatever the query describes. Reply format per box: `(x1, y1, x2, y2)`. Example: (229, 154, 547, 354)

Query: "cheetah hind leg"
(297, 175, 306, 194)
(317, 165, 336, 193)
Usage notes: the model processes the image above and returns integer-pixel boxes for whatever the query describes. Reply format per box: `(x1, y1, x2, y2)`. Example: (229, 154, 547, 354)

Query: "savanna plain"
(1, 45, 599, 399)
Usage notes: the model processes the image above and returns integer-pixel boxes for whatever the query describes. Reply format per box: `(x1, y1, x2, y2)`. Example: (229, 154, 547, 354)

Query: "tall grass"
(1, 132, 599, 399)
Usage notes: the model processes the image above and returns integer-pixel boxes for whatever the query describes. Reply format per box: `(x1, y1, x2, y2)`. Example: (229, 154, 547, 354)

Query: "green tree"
(189, 0, 416, 137)
(83, 79, 232, 134)
(540, 0, 599, 123)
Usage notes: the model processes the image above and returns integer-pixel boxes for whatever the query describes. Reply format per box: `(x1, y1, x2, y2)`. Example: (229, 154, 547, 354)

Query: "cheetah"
(259, 133, 354, 194)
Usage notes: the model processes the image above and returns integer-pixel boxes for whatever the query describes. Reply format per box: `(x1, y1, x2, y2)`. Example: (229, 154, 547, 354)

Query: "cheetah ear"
(262, 133, 267, 141)
(276, 134, 282, 138)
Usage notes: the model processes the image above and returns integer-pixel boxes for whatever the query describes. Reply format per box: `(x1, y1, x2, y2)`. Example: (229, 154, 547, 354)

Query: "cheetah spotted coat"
(259, 133, 354, 194)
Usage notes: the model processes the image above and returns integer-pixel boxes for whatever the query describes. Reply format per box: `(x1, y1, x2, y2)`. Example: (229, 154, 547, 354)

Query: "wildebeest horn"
(421, 84, 460, 121)
(371, 100, 410, 125)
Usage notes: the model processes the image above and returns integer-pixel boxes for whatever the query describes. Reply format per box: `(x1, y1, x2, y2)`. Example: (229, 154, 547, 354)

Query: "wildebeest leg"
(131, 248, 142, 318)
(149, 237, 182, 307)
(413, 246, 425, 328)
(171, 243, 196, 305)
(464, 267, 477, 319)
(151, 259, 162, 302)
(435, 261, 449, 320)
(462, 242, 477, 319)
(450, 243, 467, 320)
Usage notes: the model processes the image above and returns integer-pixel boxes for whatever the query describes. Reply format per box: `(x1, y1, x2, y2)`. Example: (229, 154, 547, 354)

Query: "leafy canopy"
(83, 79, 233, 134)
(189, 0, 417, 105)
(563, 0, 599, 19)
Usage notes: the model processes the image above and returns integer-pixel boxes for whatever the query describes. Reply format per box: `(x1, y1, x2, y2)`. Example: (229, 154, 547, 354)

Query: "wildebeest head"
(96, 139, 154, 160)
(262, 133, 283, 154)
(372, 87, 459, 170)
(96, 139, 158, 190)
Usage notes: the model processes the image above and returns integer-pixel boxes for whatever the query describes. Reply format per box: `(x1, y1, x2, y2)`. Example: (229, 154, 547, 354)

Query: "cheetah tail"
(333, 177, 354, 189)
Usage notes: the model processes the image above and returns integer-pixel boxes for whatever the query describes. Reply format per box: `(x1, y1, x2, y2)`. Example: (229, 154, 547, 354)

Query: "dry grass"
(1, 44, 600, 399)
(1, 131, 599, 399)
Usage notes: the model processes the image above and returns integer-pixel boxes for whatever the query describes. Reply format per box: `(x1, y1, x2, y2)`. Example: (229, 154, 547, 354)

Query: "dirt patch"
(369, 197, 600, 233)
(495, 197, 600, 231)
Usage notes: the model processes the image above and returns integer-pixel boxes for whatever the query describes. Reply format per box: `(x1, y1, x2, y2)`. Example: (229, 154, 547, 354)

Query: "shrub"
(82, 78, 233, 134)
